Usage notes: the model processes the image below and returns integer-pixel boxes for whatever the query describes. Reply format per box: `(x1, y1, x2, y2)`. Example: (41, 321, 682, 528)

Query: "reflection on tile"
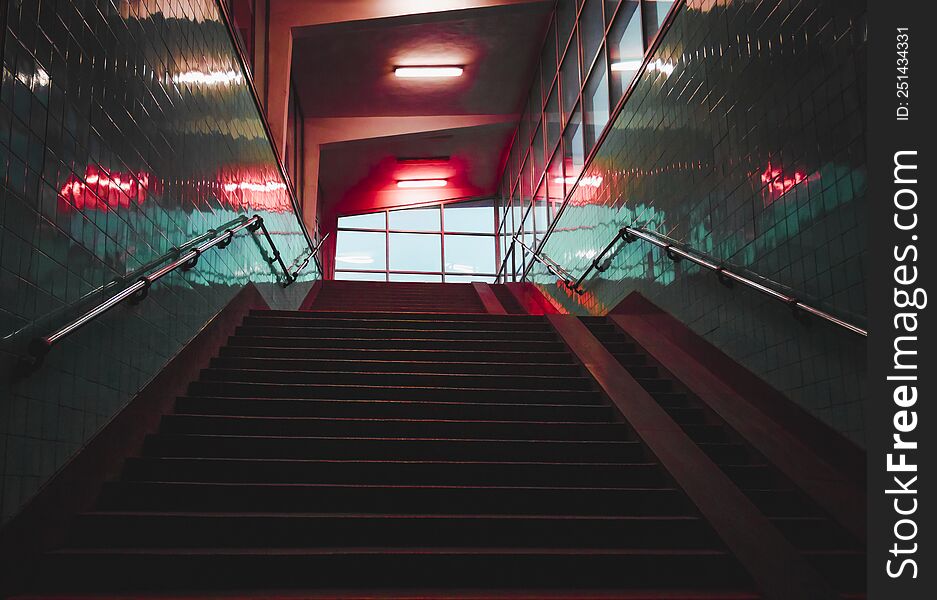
(531, 0, 868, 444)
(0, 0, 317, 522)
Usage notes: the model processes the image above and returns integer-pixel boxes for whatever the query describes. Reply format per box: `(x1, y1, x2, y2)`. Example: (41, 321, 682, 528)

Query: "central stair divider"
(546, 314, 839, 600)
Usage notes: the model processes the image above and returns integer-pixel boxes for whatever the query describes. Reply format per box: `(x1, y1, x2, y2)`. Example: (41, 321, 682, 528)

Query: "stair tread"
(151, 433, 637, 444)
(181, 396, 604, 408)
(201, 367, 587, 381)
(215, 358, 571, 367)
(51, 547, 732, 556)
(109, 481, 676, 491)
(169, 415, 624, 427)
(189, 381, 599, 394)
(81, 511, 702, 521)
(129, 457, 654, 466)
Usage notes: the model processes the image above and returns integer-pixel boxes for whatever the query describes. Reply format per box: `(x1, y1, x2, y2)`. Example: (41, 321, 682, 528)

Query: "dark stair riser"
(242, 316, 551, 331)
(210, 356, 583, 377)
(254, 310, 538, 322)
(142, 435, 649, 462)
(97, 482, 695, 516)
(227, 336, 570, 352)
(37, 551, 752, 591)
(122, 457, 668, 487)
(68, 513, 720, 549)
(159, 415, 634, 441)
(310, 305, 485, 313)
(219, 345, 577, 364)
(234, 325, 558, 342)
(197, 367, 594, 391)
(176, 396, 616, 422)
(186, 381, 604, 405)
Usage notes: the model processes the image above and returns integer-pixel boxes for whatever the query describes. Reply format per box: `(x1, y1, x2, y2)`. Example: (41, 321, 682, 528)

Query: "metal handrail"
(288, 232, 330, 283)
(214, 0, 318, 257)
(513, 237, 577, 287)
(539, 225, 867, 337)
(21, 214, 312, 368)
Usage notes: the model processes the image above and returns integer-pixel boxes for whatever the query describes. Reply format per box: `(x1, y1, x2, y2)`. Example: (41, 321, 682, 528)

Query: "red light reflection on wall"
(761, 163, 810, 206)
(217, 167, 291, 213)
(59, 167, 151, 211)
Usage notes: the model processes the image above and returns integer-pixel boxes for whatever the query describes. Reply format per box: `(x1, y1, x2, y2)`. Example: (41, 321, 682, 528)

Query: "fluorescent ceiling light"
(394, 66, 463, 78)
(397, 179, 448, 189)
(610, 60, 644, 72)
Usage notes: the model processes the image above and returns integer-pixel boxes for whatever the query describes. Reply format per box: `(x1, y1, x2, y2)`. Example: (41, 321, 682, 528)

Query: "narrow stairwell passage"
(580, 316, 866, 598)
(26, 308, 756, 596)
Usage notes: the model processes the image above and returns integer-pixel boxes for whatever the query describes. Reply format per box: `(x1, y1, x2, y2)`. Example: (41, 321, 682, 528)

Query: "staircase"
(580, 316, 866, 597)
(25, 304, 756, 596)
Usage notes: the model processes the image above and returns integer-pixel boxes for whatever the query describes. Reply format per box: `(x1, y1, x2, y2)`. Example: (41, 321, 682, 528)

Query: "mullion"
(505, 0, 655, 282)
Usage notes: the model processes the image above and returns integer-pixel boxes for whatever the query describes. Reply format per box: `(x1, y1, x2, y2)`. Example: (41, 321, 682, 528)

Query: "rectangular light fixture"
(397, 179, 448, 189)
(394, 66, 463, 78)
(610, 60, 644, 72)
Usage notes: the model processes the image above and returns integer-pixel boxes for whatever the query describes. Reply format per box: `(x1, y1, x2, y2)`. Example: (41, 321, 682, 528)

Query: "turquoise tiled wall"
(0, 0, 317, 522)
(532, 0, 868, 444)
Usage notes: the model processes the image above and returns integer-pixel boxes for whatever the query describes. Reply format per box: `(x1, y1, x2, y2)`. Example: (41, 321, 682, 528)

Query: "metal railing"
(288, 232, 329, 283)
(21, 214, 321, 369)
(512, 237, 577, 287)
(534, 225, 868, 337)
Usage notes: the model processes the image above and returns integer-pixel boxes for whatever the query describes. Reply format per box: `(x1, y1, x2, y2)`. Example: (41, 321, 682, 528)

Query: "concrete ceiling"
(318, 122, 516, 217)
(285, 0, 553, 220)
(292, 5, 552, 117)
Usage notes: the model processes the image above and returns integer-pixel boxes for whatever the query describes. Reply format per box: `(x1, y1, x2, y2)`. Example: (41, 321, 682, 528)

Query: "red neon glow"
(217, 167, 292, 213)
(59, 166, 151, 211)
(760, 163, 809, 206)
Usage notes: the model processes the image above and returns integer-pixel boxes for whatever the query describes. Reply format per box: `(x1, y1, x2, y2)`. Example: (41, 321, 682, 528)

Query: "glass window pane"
(583, 50, 610, 155)
(547, 147, 565, 221)
(509, 140, 519, 185)
(541, 19, 558, 90)
(532, 123, 545, 183)
(335, 271, 387, 281)
(557, 0, 577, 51)
(643, 0, 675, 46)
(533, 180, 549, 238)
(389, 233, 442, 271)
(522, 204, 535, 239)
(545, 82, 561, 154)
(512, 191, 524, 239)
(605, 0, 621, 25)
(560, 32, 580, 123)
(388, 206, 440, 231)
(445, 235, 496, 275)
(444, 199, 495, 233)
(563, 106, 585, 185)
(335, 230, 386, 271)
(389, 273, 443, 282)
(579, 0, 604, 69)
(519, 104, 531, 148)
(520, 156, 533, 208)
(339, 211, 386, 230)
(529, 71, 543, 116)
(609, 1, 644, 106)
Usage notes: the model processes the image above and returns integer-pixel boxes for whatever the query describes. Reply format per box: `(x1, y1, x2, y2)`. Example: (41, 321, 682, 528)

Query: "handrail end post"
(12, 337, 53, 379)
